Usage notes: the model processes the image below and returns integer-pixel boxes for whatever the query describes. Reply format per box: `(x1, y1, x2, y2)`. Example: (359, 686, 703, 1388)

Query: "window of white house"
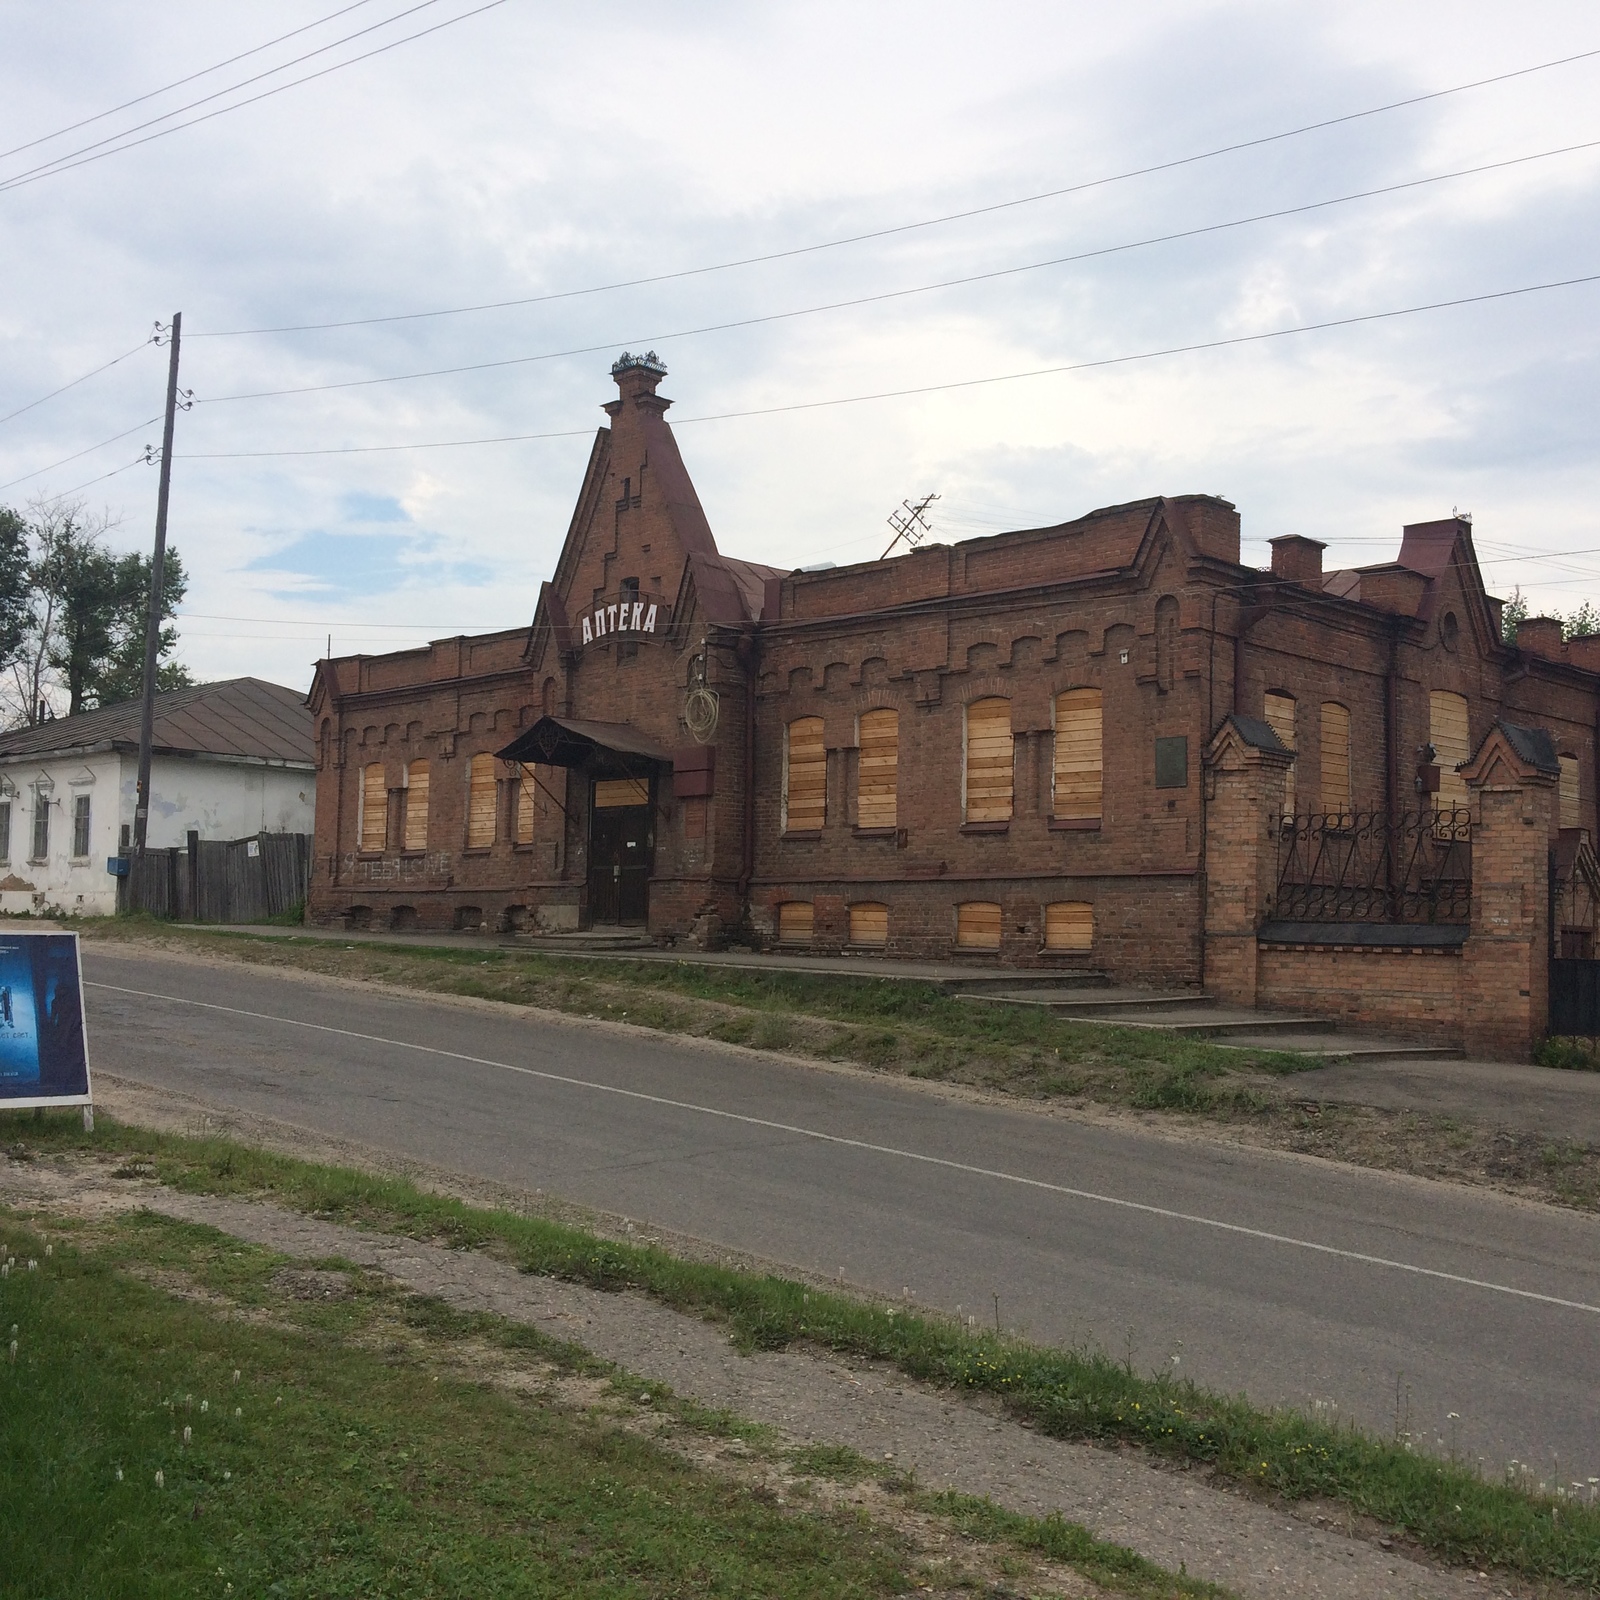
(31, 793, 49, 861)
(0, 801, 10, 864)
(72, 794, 91, 858)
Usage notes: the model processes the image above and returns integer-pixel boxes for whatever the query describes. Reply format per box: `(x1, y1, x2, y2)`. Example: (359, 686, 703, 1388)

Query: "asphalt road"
(79, 946, 1600, 1480)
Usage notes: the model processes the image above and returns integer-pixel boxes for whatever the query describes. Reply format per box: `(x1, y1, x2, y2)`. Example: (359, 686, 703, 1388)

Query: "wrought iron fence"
(1274, 807, 1471, 925)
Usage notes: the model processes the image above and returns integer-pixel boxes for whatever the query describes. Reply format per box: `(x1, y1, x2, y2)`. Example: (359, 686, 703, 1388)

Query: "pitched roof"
(0, 678, 313, 766)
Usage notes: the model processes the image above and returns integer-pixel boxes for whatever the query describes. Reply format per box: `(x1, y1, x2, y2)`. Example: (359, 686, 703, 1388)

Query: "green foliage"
(1565, 600, 1600, 641)
(1534, 1035, 1600, 1071)
(0, 506, 32, 670)
(1501, 586, 1528, 643)
(10, 1112, 1600, 1590)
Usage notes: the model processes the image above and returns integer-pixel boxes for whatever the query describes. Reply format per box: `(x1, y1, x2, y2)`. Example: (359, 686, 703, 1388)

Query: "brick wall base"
(1256, 944, 1464, 1044)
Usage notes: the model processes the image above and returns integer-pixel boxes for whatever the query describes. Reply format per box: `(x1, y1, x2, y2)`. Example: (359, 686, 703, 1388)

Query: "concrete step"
(507, 930, 654, 952)
(959, 990, 1213, 1015)
(938, 970, 1112, 994)
(1111, 1013, 1340, 1039)
(1220, 1036, 1465, 1063)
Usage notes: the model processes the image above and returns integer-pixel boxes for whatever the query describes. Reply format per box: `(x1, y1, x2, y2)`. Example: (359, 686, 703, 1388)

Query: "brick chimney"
(1516, 616, 1566, 661)
(610, 349, 668, 404)
(1269, 534, 1326, 589)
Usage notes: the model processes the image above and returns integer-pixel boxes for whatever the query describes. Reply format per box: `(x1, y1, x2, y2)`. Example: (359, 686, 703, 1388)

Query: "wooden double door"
(587, 776, 653, 925)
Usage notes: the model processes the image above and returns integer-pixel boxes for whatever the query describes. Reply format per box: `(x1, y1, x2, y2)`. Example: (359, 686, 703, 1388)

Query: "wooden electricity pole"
(133, 311, 182, 860)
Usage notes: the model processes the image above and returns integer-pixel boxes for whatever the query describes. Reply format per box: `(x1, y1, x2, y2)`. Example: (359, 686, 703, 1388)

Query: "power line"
(197, 135, 1600, 404)
(0, 334, 156, 427)
(48, 456, 154, 502)
(0, 0, 384, 163)
(0, 0, 507, 195)
(192, 44, 1600, 339)
(172, 268, 1600, 461)
(176, 611, 505, 629)
(0, 417, 162, 494)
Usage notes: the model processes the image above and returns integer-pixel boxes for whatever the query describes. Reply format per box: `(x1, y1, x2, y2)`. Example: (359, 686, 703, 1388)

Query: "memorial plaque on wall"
(0, 932, 92, 1110)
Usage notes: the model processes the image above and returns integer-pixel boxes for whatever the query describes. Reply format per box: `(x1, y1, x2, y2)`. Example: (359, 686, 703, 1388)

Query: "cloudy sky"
(2, 1, 1598, 692)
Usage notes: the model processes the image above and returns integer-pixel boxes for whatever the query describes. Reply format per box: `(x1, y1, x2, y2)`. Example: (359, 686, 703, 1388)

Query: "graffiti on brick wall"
(343, 851, 454, 883)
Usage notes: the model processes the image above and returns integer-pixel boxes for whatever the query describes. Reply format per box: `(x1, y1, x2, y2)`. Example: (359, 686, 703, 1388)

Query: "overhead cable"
(198, 135, 1600, 404)
(0, 334, 156, 426)
(0, 0, 384, 163)
(0, 0, 507, 195)
(173, 268, 1600, 460)
(0, 417, 162, 493)
(193, 44, 1600, 338)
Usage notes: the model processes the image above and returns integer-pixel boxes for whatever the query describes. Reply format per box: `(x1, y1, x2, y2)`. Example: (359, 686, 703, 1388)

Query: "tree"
(0, 508, 31, 674)
(1500, 586, 1528, 644)
(1564, 600, 1600, 641)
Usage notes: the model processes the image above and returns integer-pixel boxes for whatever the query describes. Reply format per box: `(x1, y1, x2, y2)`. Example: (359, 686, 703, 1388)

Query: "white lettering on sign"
(577, 596, 661, 647)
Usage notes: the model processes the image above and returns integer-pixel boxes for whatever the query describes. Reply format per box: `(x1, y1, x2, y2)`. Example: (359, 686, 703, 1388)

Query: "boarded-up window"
(849, 902, 888, 946)
(515, 764, 538, 843)
(594, 777, 649, 808)
(1052, 688, 1102, 821)
(956, 901, 1002, 950)
(1264, 692, 1296, 817)
(857, 709, 898, 829)
(965, 698, 1012, 823)
(777, 901, 813, 943)
(1429, 691, 1470, 814)
(466, 753, 496, 848)
(403, 760, 429, 850)
(785, 717, 826, 832)
(1044, 901, 1093, 952)
(1319, 703, 1350, 816)
(1561, 754, 1581, 829)
(360, 763, 386, 851)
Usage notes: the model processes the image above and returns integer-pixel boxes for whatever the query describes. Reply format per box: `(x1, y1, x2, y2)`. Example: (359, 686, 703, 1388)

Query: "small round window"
(1439, 611, 1460, 651)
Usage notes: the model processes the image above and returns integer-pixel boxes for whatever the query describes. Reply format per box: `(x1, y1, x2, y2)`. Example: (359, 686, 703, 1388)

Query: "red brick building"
(306, 354, 1600, 1044)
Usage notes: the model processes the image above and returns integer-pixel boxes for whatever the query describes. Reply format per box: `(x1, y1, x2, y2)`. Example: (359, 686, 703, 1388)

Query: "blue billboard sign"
(0, 933, 91, 1110)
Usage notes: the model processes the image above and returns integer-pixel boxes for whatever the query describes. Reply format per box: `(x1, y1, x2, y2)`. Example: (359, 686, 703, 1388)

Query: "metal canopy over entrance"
(495, 717, 669, 928)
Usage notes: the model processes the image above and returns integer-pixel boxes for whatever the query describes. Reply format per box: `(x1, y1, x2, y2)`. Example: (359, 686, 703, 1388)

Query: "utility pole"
(880, 492, 940, 560)
(133, 312, 183, 860)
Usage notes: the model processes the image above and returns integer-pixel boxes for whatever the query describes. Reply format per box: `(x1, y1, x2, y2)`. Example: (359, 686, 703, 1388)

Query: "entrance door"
(588, 776, 653, 925)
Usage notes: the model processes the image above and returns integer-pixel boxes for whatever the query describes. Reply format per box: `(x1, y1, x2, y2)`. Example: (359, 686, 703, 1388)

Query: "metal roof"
(0, 677, 314, 766)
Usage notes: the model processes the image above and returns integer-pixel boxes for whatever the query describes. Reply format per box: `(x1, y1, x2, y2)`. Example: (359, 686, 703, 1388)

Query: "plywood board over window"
(777, 901, 814, 943)
(1044, 901, 1093, 952)
(785, 717, 826, 832)
(965, 698, 1013, 823)
(403, 760, 429, 850)
(857, 709, 898, 828)
(1319, 703, 1350, 816)
(956, 900, 1002, 950)
(466, 753, 497, 848)
(849, 901, 888, 946)
(1561, 754, 1581, 830)
(360, 762, 386, 851)
(594, 777, 649, 807)
(1052, 688, 1102, 821)
(1429, 691, 1470, 815)
(515, 763, 540, 844)
(1263, 693, 1296, 817)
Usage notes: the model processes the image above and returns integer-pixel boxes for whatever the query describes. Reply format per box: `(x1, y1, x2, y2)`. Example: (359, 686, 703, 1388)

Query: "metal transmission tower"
(880, 492, 940, 560)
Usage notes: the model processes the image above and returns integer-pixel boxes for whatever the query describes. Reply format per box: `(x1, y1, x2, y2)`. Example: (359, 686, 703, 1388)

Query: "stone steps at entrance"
(509, 929, 654, 952)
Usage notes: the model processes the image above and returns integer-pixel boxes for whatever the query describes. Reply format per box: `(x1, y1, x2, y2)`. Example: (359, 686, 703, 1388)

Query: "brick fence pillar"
(1202, 714, 1293, 1007)
(1459, 721, 1560, 1062)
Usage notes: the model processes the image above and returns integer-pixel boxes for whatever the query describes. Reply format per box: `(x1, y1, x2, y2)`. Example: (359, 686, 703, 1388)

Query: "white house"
(0, 678, 314, 916)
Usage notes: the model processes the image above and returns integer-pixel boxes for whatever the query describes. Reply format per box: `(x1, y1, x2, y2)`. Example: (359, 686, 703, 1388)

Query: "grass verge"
(8, 1108, 1599, 1591)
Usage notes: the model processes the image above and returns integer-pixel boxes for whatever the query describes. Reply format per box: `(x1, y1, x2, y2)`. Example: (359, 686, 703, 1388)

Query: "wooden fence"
(120, 831, 311, 924)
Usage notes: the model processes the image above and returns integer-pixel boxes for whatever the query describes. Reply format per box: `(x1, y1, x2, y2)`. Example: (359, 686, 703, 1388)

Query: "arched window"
(403, 760, 429, 850)
(1052, 688, 1102, 822)
(777, 901, 814, 944)
(784, 717, 826, 831)
(964, 698, 1012, 823)
(1155, 595, 1179, 693)
(359, 763, 386, 852)
(1319, 704, 1350, 816)
(955, 900, 1002, 950)
(1429, 691, 1470, 814)
(1263, 692, 1297, 817)
(856, 709, 898, 828)
(848, 902, 888, 947)
(466, 752, 496, 848)
(1560, 754, 1581, 830)
(1044, 901, 1093, 952)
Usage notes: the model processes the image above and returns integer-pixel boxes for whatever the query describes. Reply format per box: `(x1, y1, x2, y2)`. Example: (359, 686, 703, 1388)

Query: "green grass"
(10, 1110, 1600, 1591)
(0, 1207, 913, 1600)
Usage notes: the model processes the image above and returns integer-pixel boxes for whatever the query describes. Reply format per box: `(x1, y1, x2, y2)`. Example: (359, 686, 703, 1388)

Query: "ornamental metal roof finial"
(611, 350, 668, 377)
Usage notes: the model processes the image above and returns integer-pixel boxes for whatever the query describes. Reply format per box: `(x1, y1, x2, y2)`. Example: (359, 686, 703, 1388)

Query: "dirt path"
(0, 1132, 1520, 1600)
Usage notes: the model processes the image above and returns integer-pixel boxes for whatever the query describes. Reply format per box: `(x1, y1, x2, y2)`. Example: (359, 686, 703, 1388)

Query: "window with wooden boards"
(1263, 692, 1297, 817)
(856, 709, 898, 828)
(1052, 688, 1102, 822)
(1560, 754, 1581, 829)
(777, 901, 814, 943)
(359, 763, 386, 851)
(1044, 901, 1093, 952)
(403, 760, 429, 850)
(964, 698, 1013, 823)
(1429, 691, 1470, 814)
(785, 717, 826, 832)
(848, 902, 888, 946)
(1319, 703, 1350, 816)
(466, 753, 497, 848)
(956, 900, 1002, 950)
(515, 764, 538, 844)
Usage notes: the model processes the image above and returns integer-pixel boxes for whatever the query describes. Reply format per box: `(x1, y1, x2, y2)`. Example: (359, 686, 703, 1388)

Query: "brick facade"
(305, 356, 1600, 1049)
